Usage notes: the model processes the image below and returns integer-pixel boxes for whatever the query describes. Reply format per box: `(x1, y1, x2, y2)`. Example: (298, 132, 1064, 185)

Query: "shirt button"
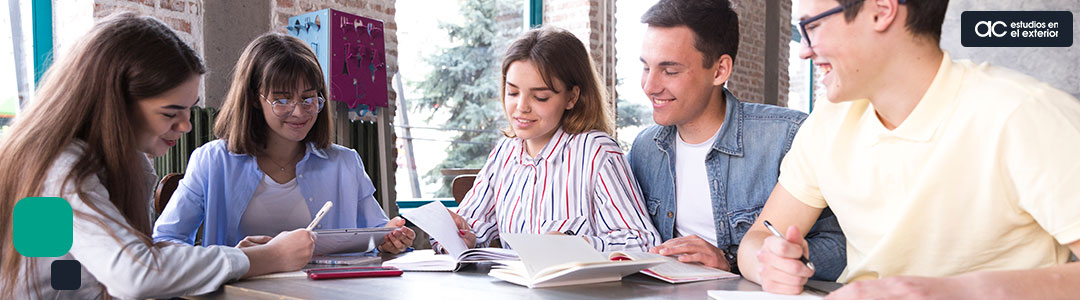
(667, 211, 674, 218)
(299, 174, 304, 178)
(308, 198, 313, 202)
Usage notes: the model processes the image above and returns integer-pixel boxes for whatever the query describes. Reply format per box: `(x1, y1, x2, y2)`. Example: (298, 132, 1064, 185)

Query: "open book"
(488, 233, 666, 288)
(608, 251, 738, 283)
(382, 248, 518, 271)
(385, 201, 518, 271)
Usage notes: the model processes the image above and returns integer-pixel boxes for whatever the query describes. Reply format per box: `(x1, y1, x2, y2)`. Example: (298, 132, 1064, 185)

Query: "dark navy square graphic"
(51, 260, 81, 291)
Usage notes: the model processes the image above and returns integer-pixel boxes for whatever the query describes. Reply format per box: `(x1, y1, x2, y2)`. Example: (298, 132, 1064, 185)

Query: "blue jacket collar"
(652, 88, 744, 157)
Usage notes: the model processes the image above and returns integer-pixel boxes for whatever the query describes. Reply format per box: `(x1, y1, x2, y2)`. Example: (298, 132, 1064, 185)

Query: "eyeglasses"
(260, 94, 326, 118)
(797, 0, 905, 48)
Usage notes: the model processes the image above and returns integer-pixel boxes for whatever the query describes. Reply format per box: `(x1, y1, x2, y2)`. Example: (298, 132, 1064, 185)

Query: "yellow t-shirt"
(779, 52, 1080, 283)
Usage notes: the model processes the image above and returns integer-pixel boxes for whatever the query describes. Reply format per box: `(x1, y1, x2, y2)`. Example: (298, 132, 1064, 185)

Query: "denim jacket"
(628, 89, 846, 280)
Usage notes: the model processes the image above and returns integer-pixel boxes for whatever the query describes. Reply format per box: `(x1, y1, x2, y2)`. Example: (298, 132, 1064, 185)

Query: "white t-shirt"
(240, 175, 312, 237)
(673, 126, 723, 246)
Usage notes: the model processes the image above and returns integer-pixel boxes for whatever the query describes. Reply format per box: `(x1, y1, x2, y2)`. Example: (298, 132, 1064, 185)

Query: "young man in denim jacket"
(627, 0, 845, 280)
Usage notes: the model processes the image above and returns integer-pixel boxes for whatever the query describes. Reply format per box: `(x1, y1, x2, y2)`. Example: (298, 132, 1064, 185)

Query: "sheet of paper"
(400, 201, 468, 257)
(707, 290, 823, 300)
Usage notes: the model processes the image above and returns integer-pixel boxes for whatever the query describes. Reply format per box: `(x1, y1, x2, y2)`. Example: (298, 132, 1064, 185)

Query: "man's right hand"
(649, 235, 730, 270)
(756, 225, 815, 295)
(447, 209, 476, 248)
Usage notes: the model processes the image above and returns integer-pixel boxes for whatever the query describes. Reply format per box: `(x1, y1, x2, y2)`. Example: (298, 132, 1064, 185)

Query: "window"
(787, 0, 814, 113)
(394, 0, 526, 205)
(0, 1, 34, 132)
(613, 0, 659, 149)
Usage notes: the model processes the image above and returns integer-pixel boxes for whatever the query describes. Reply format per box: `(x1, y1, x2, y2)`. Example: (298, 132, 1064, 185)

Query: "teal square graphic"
(13, 197, 73, 257)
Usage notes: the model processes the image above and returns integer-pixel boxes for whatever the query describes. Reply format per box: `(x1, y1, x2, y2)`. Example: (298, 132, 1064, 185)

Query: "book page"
(382, 249, 458, 271)
(401, 201, 468, 258)
(457, 247, 519, 262)
(499, 233, 607, 277)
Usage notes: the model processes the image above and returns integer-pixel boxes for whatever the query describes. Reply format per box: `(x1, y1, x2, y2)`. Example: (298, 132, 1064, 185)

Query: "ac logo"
(975, 21, 1008, 37)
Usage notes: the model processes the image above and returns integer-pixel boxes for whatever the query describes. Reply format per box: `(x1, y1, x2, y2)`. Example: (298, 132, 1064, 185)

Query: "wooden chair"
(153, 173, 205, 245)
(451, 174, 477, 203)
(449, 174, 501, 247)
(154, 173, 184, 216)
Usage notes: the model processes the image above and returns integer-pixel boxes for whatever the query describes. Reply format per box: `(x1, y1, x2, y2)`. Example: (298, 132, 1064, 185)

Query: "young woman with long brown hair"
(0, 12, 315, 299)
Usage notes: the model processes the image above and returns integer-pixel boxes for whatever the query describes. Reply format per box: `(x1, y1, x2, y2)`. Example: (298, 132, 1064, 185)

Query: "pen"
(307, 201, 333, 230)
(762, 220, 815, 271)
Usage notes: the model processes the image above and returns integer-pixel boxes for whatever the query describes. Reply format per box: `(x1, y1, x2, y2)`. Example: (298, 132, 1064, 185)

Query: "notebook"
(382, 248, 519, 271)
(487, 233, 665, 288)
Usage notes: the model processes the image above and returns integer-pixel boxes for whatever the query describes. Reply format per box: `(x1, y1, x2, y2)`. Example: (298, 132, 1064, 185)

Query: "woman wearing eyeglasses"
(152, 32, 414, 254)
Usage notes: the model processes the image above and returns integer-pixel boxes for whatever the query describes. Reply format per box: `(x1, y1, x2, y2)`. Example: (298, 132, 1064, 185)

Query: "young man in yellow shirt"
(738, 0, 1080, 298)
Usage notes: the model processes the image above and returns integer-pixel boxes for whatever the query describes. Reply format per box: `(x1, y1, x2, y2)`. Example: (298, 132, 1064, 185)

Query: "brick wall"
(542, 0, 617, 111)
(90, 0, 204, 54)
(728, 0, 791, 106)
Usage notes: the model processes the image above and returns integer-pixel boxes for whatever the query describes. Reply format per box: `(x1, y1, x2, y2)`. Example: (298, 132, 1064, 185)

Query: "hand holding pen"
(763, 220, 815, 271)
(757, 220, 817, 295)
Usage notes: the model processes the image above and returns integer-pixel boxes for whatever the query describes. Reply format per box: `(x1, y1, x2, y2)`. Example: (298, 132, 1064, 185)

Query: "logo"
(961, 11, 1072, 47)
(974, 21, 1008, 38)
(14, 197, 81, 290)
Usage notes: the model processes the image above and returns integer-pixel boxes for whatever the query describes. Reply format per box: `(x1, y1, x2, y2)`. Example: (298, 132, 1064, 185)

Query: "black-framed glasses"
(797, 0, 906, 48)
(260, 94, 326, 118)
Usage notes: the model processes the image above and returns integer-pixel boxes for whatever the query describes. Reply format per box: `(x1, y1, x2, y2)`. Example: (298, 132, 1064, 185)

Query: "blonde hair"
(0, 12, 204, 298)
(214, 32, 332, 154)
(500, 26, 614, 137)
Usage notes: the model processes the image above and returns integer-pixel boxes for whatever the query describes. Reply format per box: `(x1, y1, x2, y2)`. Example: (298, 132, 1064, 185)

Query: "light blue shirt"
(153, 139, 389, 246)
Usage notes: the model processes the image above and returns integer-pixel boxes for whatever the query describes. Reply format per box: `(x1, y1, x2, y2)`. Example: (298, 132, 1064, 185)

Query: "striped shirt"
(451, 128, 660, 252)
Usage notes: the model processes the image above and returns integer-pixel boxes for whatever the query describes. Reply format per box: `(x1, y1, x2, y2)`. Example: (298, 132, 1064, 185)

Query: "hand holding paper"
(447, 209, 477, 248)
(400, 201, 468, 257)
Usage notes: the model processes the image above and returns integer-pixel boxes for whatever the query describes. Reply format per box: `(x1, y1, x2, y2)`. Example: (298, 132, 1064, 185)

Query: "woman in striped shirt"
(445, 27, 660, 252)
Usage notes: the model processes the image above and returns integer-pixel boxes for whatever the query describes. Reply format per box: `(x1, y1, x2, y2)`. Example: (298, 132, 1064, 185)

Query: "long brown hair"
(214, 32, 332, 155)
(500, 26, 614, 137)
(0, 12, 204, 298)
